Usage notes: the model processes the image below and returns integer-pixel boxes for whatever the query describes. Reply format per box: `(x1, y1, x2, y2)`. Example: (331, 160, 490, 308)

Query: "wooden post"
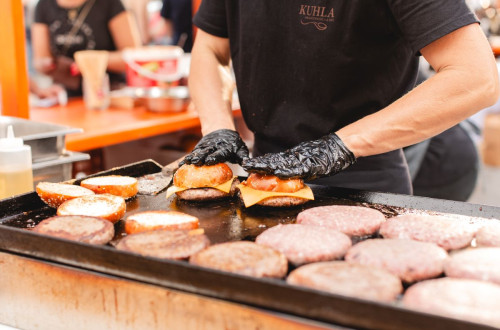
(0, 0, 29, 118)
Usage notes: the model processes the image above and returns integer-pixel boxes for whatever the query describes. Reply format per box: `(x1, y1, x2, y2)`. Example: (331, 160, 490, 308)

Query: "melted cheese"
(166, 176, 236, 199)
(237, 184, 314, 207)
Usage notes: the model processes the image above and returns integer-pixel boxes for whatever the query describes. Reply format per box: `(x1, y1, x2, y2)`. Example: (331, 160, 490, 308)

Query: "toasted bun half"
(124, 210, 199, 235)
(57, 194, 126, 223)
(173, 164, 233, 188)
(80, 175, 138, 199)
(170, 163, 237, 201)
(241, 173, 309, 207)
(36, 182, 95, 208)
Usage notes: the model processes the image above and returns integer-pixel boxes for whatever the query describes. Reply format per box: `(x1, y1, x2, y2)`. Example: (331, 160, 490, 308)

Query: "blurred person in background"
(122, 0, 151, 45)
(161, 0, 193, 52)
(31, 0, 142, 97)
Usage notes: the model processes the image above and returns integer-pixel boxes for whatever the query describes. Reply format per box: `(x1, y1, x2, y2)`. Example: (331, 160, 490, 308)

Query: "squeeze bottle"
(0, 125, 34, 199)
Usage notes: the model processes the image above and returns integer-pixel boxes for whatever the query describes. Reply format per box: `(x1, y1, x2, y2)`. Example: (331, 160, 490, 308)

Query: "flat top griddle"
(0, 160, 499, 330)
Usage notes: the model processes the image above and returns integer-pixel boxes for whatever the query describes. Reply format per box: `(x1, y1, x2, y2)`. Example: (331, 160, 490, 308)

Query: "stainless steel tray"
(0, 116, 82, 162)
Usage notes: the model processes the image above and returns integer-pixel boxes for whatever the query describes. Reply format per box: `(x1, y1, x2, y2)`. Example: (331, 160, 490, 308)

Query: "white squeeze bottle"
(0, 125, 34, 199)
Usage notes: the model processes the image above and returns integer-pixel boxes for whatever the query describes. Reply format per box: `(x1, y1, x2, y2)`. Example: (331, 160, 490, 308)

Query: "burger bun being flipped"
(172, 163, 238, 201)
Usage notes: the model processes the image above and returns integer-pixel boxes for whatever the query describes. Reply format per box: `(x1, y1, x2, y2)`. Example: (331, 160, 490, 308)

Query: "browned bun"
(57, 194, 126, 224)
(124, 210, 199, 235)
(173, 164, 233, 188)
(80, 175, 138, 199)
(36, 182, 95, 208)
(245, 173, 304, 193)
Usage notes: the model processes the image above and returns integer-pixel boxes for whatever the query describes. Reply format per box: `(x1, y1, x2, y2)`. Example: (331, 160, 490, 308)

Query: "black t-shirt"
(193, 0, 477, 153)
(161, 0, 193, 52)
(35, 0, 125, 59)
(34, 0, 126, 95)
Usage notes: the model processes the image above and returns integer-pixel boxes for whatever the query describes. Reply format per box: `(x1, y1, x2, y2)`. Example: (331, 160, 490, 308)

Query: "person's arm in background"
(122, 0, 151, 45)
(29, 78, 65, 99)
(180, 29, 249, 166)
(189, 29, 235, 134)
(337, 23, 499, 157)
(31, 23, 55, 74)
(107, 11, 142, 72)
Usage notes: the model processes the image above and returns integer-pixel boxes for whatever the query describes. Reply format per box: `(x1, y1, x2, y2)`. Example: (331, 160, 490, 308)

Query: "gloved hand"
(181, 129, 250, 166)
(242, 133, 356, 180)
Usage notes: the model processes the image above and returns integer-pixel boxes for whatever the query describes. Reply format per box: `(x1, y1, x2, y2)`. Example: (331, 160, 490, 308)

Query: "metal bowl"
(137, 86, 190, 113)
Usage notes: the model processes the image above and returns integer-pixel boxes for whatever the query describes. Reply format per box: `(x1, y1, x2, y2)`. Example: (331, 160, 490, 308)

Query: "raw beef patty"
(287, 261, 402, 302)
(403, 278, 500, 327)
(296, 205, 386, 237)
(345, 238, 448, 282)
(379, 214, 477, 250)
(255, 224, 351, 265)
(445, 247, 500, 285)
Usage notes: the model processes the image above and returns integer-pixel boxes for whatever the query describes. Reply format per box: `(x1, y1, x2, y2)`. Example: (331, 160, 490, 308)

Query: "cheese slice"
(166, 176, 236, 199)
(237, 184, 314, 207)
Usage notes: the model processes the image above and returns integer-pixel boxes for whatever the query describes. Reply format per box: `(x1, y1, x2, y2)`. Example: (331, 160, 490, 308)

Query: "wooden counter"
(29, 99, 242, 152)
(0, 252, 335, 330)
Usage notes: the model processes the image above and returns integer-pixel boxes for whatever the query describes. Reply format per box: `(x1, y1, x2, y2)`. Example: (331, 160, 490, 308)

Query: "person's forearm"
(106, 51, 127, 72)
(189, 34, 235, 135)
(107, 11, 142, 73)
(337, 24, 499, 158)
(337, 66, 498, 157)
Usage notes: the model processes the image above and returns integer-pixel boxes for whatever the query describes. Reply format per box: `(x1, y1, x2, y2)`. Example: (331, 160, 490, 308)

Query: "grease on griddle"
(2, 207, 56, 229)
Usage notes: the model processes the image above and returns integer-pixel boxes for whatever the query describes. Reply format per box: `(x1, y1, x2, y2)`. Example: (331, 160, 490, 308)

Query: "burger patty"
(476, 223, 500, 247)
(257, 196, 309, 207)
(287, 261, 403, 302)
(379, 214, 477, 250)
(176, 179, 239, 201)
(445, 247, 500, 285)
(255, 224, 351, 265)
(32, 215, 114, 245)
(345, 238, 448, 282)
(296, 205, 386, 237)
(189, 241, 288, 278)
(116, 229, 210, 260)
(403, 278, 500, 327)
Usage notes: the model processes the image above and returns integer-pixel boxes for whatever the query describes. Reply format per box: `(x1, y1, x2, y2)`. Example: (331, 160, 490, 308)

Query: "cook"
(182, 0, 499, 194)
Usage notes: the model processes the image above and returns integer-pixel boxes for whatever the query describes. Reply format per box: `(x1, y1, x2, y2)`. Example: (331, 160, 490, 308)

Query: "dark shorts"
(409, 125, 478, 201)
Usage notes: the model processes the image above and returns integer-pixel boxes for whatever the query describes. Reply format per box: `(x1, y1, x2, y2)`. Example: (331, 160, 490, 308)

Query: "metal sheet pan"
(0, 159, 499, 330)
(0, 116, 82, 162)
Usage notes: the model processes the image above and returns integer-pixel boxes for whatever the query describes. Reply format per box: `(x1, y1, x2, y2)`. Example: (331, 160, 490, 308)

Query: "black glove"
(181, 129, 250, 166)
(242, 133, 356, 180)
